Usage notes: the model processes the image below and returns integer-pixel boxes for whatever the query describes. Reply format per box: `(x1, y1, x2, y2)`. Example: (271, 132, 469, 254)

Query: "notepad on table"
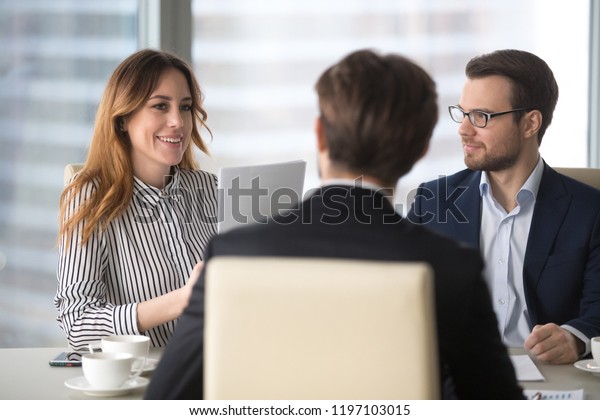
(510, 354, 545, 381)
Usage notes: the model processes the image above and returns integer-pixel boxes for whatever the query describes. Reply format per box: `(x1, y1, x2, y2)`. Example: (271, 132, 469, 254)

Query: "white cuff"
(561, 325, 590, 357)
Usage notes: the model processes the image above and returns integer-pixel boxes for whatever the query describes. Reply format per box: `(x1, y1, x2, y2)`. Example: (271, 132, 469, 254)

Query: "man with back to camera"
(408, 49, 600, 364)
(145, 49, 523, 399)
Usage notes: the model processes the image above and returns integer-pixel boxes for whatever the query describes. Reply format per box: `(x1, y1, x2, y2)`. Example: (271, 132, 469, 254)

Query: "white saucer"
(573, 359, 600, 377)
(64, 376, 149, 397)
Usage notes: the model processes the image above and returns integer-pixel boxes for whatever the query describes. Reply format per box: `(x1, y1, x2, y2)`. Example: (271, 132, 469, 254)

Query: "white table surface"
(0, 347, 163, 400)
(1, 347, 598, 399)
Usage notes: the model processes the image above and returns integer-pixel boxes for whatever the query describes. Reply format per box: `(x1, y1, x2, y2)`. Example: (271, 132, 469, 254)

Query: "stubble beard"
(464, 149, 519, 172)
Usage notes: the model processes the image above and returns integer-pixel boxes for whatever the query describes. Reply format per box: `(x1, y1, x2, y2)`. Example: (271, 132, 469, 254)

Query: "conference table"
(0, 347, 598, 399)
(0, 347, 164, 400)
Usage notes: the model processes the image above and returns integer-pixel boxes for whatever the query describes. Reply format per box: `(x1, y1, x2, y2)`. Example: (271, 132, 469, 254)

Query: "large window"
(192, 0, 590, 213)
(0, 0, 137, 347)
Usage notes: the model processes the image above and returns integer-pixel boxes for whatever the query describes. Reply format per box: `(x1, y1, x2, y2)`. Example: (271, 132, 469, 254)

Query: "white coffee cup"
(82, 352, 142, 389)
(592, 336, 600, 366)
(90, 335, 150, 358)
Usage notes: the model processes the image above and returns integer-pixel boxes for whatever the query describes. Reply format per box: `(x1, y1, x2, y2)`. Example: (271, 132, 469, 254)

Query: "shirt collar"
(133, 165, 181, 198)
(479, 156, 544, 202)
(321, 177, 395, 204)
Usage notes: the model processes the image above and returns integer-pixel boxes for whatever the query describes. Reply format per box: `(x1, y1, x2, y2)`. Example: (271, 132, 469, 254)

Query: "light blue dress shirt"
(479, 157, 588, 352)
(480, 158, 542, 347)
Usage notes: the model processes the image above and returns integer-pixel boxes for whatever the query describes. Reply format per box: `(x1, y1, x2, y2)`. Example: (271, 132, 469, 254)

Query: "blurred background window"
(0, 0, 592, 347)
(0, 0, 137, 347)
(192, 0, 590, 212)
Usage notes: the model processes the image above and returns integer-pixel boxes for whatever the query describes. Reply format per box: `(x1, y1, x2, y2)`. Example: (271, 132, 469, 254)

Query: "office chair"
(203, 256, 439, 400)
(63, 163, 84, 186)
(555, 167, 600, 190)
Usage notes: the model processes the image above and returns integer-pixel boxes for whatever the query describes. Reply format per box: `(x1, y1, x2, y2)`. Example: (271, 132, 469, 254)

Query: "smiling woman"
(54, 49, 218, 350)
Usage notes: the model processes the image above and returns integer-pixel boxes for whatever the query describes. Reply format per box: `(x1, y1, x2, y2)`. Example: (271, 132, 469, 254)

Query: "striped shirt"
(55, 166, 218, 350)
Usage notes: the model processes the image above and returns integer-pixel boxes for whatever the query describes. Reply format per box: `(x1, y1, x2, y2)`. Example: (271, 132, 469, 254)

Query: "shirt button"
(499, 258, 505, 264)
(499, 299, 506, 305)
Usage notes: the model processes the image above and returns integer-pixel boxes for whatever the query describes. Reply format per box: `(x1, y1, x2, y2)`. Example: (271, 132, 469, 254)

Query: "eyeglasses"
(448, 105, 530, 128)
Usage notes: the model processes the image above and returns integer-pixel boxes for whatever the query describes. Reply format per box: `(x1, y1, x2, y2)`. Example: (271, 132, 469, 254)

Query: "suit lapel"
(523, 164, 572, 289)
(446, 172, 482, 248)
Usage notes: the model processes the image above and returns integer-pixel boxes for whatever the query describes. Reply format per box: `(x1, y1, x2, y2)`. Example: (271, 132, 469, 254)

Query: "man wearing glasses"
(408, 49, 600, 364)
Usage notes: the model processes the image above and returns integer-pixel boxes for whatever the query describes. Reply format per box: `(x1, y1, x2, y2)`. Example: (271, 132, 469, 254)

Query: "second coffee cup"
(92, 334, 149, 357)
(89, 334, 150, 370)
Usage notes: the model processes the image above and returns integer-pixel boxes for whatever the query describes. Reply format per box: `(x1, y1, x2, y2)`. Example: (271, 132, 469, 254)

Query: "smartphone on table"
(48, 351, 85, 367)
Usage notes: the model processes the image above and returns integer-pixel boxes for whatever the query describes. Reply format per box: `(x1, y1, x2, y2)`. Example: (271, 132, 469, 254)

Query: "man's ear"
(523, 109, 542, 139)
(315, 116, 328, 152)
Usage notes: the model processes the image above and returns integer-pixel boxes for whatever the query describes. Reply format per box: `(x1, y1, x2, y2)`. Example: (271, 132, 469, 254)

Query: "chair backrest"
(554, 167, 600, 190)
(63, 163, 84, 186)
(203, 256, 439, 400)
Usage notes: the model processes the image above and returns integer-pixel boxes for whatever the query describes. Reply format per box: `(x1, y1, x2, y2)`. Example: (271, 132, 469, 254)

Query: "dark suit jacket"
(145, 185, 523, 399)
(407, 162, 600, 340)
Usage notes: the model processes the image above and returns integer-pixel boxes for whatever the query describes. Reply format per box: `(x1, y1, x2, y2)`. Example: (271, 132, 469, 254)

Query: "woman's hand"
(136, 261, 205, 332)
(181, 262, 204, 309)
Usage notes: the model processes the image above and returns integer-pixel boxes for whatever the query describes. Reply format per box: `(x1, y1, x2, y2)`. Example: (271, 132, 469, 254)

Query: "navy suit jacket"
(407, 162, 600, 340)
(145, 185, 523, 400)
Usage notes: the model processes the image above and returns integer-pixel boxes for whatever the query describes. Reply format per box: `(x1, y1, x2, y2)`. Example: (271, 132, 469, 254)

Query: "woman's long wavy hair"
(58, 49, 211, 247)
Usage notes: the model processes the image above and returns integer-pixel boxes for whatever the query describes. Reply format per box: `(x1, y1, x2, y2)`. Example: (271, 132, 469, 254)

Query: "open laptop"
(217, 160, 306, 233)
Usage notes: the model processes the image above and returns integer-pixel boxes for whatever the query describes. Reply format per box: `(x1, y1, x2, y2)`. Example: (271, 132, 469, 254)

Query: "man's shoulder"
(209, 218, 289, 253)
(543, 165, 600, 204)
(419, 168, 479, 188)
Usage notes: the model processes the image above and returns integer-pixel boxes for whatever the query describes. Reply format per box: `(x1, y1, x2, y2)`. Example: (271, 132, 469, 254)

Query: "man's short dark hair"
(316, 49, 438, 186)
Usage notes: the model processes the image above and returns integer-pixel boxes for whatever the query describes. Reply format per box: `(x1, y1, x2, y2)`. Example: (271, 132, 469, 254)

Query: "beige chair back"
(63, 163, 84, 186)
(203, 256, 439, 400)
(555, 167, 600, 190)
